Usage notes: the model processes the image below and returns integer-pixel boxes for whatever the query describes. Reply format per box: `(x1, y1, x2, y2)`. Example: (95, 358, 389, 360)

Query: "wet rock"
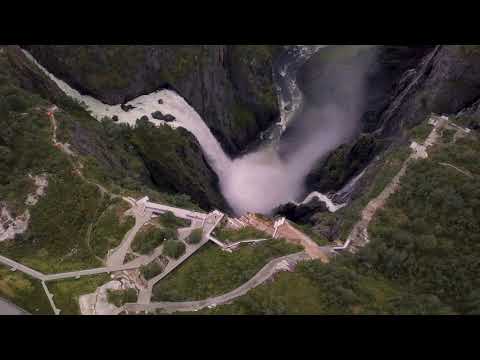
(121, 103, 135, 112)
(151, 111, 176, 122)
(158, 99, 164, 104)
(112, 115, 119, 122)
(151, 111, 164, 120)
(163, 114, 176, 122)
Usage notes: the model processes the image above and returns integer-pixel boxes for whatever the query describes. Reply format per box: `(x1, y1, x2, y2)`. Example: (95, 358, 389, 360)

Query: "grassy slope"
(48, 274, 110, 315)
(152, 240, 302, 302)
(0, 264, 53, 315)
(90, 198, 135, 259)
(200, 120, 480, 315)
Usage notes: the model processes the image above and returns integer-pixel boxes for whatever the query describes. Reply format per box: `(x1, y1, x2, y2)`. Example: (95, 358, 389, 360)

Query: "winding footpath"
(123, 251, 310, 314)
(338, 114, 455, 253)
(1, 109, 469, 315)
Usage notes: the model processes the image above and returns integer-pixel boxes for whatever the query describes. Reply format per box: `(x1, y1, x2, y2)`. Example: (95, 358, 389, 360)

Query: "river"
(22, 46, 362, 216)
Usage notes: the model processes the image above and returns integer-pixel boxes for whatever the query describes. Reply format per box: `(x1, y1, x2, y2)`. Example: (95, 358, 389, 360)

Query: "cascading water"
(23, 45, 373, 216)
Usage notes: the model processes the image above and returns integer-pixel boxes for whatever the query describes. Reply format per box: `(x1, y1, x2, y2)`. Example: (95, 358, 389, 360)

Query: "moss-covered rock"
(130, 119, 228, 211)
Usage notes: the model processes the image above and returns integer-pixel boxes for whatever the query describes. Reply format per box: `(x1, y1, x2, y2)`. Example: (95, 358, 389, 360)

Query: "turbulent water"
(24, 46, 373, 216)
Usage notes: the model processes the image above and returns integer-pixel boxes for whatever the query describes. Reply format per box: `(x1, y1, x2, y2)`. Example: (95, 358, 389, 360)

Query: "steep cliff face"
(305, 45, 480, 194)
(291, 45, 480, 243)
(0, 45, 229, 211)
(292, 45, 433, 192)
(23, 45, 281, 156)
(129, 119, 228, 211)
(377, 45, 480, 137)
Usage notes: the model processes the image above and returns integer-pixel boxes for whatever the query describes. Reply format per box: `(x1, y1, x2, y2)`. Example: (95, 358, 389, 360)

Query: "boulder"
(163, 114, 176, 122)
(151, 111, 164, 120)
(158, 99, 164, 104)
(112, 115, 119, 122)
(121, 103, 135, 112)
(151, 111, 176, 122)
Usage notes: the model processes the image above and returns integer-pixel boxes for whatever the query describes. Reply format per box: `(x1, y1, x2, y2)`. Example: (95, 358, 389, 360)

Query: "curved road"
(124, 251, 310, 314)
(0, 297, 29, 315)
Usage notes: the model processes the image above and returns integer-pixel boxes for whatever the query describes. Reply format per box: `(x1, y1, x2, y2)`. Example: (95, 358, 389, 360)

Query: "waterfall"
(24, 47, 354, 216)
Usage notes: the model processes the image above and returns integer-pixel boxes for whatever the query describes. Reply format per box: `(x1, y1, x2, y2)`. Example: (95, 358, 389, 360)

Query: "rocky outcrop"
(306, 45, 480, 195)
(1, 46, 66, 103)
(377, 45, 480, 136)
(306, 134, 385, 193)
(288, 45, 480, 234)
(22, 45, 282, 156)
(130, 119, 229, 211)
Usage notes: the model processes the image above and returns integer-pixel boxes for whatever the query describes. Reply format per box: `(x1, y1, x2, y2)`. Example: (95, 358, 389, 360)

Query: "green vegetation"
(156, 211, 190, 230)
(408, 121, 433, 142)
(141, 261, 165, 280)
(203, 128, 480, 315)
(132, 227, 176, 255)
(163, 240, 186, 259)
(232, 102, 257, 134)
(0, 166, 105, 273)
(0, 265, 53, 314)
(107, 288, 137, 307)
(90, 198, 134, 258)
(307, 134, 384, 193)
(441, 128, 456, 143)
(453, 114, 480, 130)
(152, 240, 302, 302)
(186, 228, 202, 245)
(334, 143, 411, 241)
(292, 222, 329, 246)
(214, 226, 270, 243)
(49, 274, 110, 315)
(130, 120, 227, 210)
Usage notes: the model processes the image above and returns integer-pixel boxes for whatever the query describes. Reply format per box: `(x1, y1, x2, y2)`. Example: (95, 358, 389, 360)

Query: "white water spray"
(23, 46, 369, 216)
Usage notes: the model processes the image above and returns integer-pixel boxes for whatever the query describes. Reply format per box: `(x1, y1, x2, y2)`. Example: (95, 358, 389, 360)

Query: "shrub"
(132, 227, 176, 255)
(140, 261, 164, 280)
(163, 240, 186, 259)
(186, 228, 202, 244)
(107, 288, 138, 307)
(6, 94, 30, 112)
(157, 211, 190, 230)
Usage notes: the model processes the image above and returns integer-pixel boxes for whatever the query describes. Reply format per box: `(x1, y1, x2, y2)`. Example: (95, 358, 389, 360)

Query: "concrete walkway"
(106, 204, 153, 267)
(0, 297, 29, 315)
(137, 210, 225, 304)
(337, 114, 452, 253)
(0, 254, 45, 280)
(124, 251, 310, 314)
(142, 197, 207, 221)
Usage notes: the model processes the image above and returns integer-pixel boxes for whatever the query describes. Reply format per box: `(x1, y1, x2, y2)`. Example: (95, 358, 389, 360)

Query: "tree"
(186, 228, 202, 244)
(163, 240, 186, 259)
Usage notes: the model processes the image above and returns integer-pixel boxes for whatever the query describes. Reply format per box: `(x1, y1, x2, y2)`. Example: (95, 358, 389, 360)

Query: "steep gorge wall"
(23, 45, 281, 156)
(305, 45, 480, 194)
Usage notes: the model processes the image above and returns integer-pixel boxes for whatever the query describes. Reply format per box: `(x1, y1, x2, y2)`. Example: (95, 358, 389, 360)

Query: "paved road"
(124, 251, 310, 314)
(137, 211, 225, 305)
(338, 115, 448, 253)
(0, 254, 45, 280)
(144, 200, 207, 221)
(106, 202, 152, 267)
(0, 297, 29, 315)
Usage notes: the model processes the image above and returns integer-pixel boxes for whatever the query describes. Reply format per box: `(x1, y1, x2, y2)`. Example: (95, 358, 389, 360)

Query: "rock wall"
(23, 45, 281, 156)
